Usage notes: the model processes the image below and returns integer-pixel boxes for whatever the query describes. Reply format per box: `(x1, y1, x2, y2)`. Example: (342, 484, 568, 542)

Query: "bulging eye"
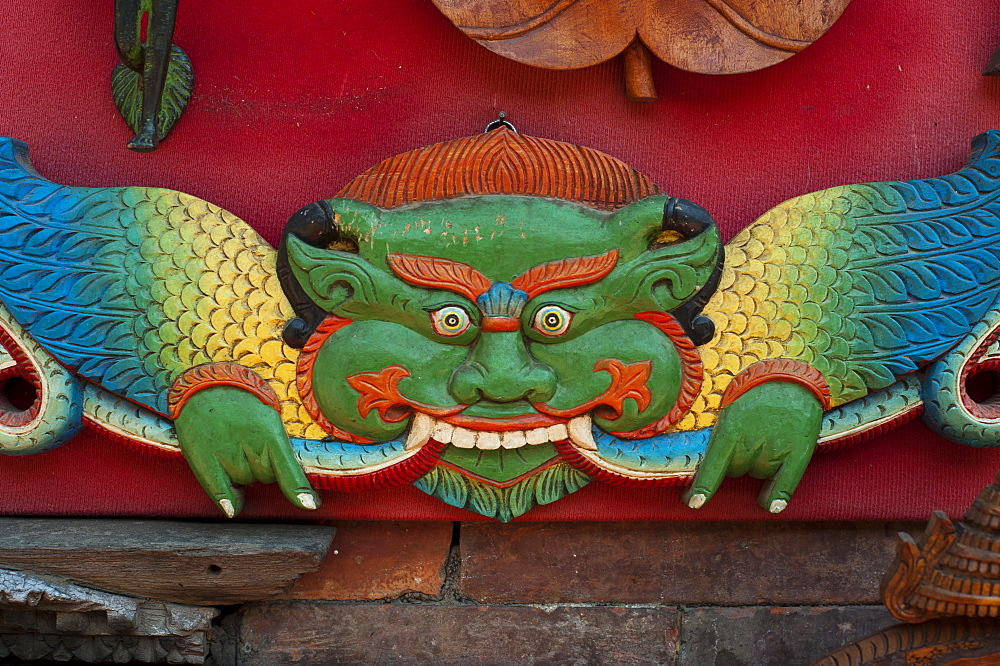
(533, 305, 572, 336)
(431, 306, 471, 336)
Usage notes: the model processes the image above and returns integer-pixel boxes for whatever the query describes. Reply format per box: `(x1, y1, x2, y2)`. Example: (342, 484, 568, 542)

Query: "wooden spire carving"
(814, 472, 1000, 665)
(882, 471, 1000, 622)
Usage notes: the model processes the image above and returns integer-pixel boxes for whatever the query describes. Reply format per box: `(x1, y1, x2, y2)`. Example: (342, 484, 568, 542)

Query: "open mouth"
(405, 412, 598, 452)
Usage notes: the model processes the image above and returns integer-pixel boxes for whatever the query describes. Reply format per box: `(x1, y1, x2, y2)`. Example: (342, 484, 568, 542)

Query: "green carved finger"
(759, 452, 813, 514)
(747, 449, 785, 480)
(686, 380, 824, 511)
(174, 385, 318, 515)
(726, 439, 758, 478)
(217, 449, 256, 486)
(271, 432, 321, 512)
(243, 447, 277, 485)
(683, 416, 741, 509)
(247, 401, 320, 511)
(181, 447, 246, 518)
(757, 385, 823, 513)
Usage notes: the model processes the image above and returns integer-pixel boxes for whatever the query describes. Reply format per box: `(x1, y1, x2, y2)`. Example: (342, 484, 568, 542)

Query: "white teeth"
(432, 421, 455, 444)
(500, 430, 527, 449)
(407, 414, 590, 450)
(525, 428, 549, 445)
(547, 423, 569, 442)
(477, 431, 501, 450)
(567, 415, 598, 451)
(451, 427, 477, 449)
(405, 412, 435, 451)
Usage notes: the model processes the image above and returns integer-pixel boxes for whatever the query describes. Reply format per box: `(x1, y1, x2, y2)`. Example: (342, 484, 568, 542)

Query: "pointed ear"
(277, 199, 384, 346)
(601, 196, 723, 316)
(285, 235, 405, 317)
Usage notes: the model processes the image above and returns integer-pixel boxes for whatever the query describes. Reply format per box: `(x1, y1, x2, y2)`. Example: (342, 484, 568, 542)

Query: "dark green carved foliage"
(112, 45, 193, 140)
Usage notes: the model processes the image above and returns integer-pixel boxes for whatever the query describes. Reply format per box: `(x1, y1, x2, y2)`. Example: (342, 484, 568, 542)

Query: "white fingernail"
(769, 499, 787, 514)
(219, 498, 235, 518)
(298, 493, 317, 510)
(688, 493, 706, 509)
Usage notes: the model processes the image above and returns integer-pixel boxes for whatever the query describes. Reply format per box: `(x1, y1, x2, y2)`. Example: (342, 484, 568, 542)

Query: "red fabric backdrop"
(0, 0, 999, 521)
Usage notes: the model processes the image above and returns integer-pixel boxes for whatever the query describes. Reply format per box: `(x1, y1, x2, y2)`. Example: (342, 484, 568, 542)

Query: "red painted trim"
(346, 365, 466, 421)
(720, 358, 832, 410)
(609, 312, 704, 439)
(481, 316, 520, 332)
(306, 439, 447, 492)
(83, 416, 185, 459)
(435, 455, 563, 488)
(817, 404, 924, 453)
(534, 359, 652, 420)
(959, 324, 1000, 420)
(296, 315, 374, 443)
(443, 412, 563, 430)
(0, 323, 43, 429)
(167, 362, 281, 419)
(553, 439, 691, 487)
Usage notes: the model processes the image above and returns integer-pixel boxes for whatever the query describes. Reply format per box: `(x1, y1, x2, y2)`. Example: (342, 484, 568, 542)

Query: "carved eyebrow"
(386, 249, 619, 301)
(386, 253, 492, 301)
(511, 250, 619, 298)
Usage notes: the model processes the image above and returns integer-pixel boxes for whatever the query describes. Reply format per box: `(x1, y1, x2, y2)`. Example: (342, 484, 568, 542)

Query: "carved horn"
(661, 197, 725, 347)
(277, 200, 345, 348)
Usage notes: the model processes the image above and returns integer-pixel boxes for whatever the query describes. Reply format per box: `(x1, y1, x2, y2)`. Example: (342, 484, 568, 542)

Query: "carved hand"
(683, 382, 823, 513)
(173, 386, 320, 518)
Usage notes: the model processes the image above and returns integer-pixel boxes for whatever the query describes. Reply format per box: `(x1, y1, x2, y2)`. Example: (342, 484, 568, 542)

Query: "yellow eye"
(431, 306, 471, 336)
(533, 305, 572, 336)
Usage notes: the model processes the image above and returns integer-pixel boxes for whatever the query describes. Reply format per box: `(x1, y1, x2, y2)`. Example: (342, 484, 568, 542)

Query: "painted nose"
(449, 332, 556, 404)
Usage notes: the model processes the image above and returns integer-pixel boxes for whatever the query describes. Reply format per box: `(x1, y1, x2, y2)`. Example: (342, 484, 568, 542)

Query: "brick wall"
(229, 521, 917, 664)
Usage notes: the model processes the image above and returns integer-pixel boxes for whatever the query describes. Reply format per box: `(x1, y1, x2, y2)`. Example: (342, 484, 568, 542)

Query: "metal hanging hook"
(484, 111, 517, 133)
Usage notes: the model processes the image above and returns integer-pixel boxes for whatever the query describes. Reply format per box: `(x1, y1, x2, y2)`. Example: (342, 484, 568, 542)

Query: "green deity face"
(285, 195, 721, 464)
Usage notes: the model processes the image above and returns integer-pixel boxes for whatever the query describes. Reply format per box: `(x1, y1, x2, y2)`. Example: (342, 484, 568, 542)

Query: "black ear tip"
(286, 200, 336, 245)
(663, 197, 716, 238)
(278, 200, 341, 349)
(685, 315, 717, 347)
(282, 317, 313, 348)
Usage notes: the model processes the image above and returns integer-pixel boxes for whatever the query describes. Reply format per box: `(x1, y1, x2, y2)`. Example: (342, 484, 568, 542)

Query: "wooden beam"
(0, 518, 334, 606)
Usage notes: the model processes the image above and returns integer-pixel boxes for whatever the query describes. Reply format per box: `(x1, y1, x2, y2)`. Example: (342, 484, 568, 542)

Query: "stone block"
(678, 606, 897, 666)
(239, 602, 679, 665)
(282, 521, 453, 600)
(460, 521, 917, 604)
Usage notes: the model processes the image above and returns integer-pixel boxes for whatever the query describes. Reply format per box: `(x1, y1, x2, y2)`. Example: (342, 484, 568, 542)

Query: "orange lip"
(443, 413, 564, 431)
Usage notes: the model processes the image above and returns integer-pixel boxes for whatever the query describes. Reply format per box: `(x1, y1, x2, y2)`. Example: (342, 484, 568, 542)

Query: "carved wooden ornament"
(1, 128, 1000, 521)
(815, 471, 1000, 665)
(431, 0, 853, 100)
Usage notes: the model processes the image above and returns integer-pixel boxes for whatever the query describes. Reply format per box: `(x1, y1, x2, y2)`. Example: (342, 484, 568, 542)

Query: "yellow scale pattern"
(672, 186, 863, 432)
(122, 188, 326, 440)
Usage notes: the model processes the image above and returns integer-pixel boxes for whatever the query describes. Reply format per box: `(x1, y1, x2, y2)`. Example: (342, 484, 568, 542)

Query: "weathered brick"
(238, 602, 679, 665)
(678, 606, 896, 666)
(461, 521, 918, 604)
(281, 521, 452, 600)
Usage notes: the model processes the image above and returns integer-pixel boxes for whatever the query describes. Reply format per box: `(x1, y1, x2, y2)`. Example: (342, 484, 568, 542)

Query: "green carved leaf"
(439, 443, 559, 483)
(112, 45, 193, 139)
(414, 462, 591, 521)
